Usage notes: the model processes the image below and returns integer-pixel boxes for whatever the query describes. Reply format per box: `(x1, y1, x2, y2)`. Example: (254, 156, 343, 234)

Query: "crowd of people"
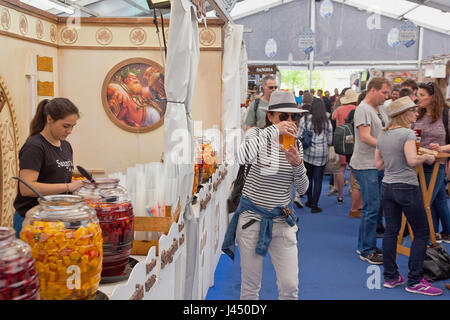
(235, 74, 450, 298)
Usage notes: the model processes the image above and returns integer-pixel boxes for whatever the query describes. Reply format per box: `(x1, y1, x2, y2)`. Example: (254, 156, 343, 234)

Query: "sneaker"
(294, 197, 303, 208)
(436, 233, 443, 243)
(405, 279, 443, 296)
(328, 188, 338, 196)
(441, 234, 450, 244)
(384, 274, 405, 288)
(360, 252, 383, 264)
(310, 206, 322, 213)
(337, 197, 343, 204)
(356, 248, 382, 256)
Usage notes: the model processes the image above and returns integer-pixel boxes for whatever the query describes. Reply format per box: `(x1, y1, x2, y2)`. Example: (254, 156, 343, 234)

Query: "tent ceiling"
(18, 0, 450, 35)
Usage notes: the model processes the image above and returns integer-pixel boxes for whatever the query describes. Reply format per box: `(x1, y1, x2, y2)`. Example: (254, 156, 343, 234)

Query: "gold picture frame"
(101, 57, 167, 133)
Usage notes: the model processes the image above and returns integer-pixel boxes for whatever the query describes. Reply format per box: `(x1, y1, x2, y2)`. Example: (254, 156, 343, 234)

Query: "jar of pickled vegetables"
(0, 227, 40, 300)
(76, 178, 134, 278)
(20, 195, 102, 300)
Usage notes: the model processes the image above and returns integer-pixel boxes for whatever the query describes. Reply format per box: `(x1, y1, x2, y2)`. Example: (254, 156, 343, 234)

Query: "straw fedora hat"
(340, 89, 359, 105)
(262, 90, 308, 113)
(388, 96, 417, 117)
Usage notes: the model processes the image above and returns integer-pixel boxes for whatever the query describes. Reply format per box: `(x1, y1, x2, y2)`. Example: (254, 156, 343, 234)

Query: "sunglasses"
(377, 113, 386, 127)
(267, 86, 278, 90)
(279, 112, 301, 121)
(420, 82, 435, 94)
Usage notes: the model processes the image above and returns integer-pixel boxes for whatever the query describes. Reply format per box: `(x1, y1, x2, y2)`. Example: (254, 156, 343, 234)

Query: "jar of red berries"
(0, 227, 40, 300)
(76, 178, 134, 278)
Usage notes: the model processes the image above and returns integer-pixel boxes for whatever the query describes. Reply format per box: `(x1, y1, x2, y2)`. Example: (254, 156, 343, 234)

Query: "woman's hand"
(281, 139, 302, 167)
(68, 180, 85, 193)
(429, 143, 441, 152)
(423, 154, 435, 165)
(275, 121, 298, 137)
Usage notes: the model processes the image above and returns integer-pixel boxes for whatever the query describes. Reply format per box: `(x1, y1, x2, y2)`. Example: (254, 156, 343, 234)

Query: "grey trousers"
(236, 215, 299, 300)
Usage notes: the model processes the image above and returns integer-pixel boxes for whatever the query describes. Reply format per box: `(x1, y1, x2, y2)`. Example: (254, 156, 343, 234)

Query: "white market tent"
(224, 0, 450, 71)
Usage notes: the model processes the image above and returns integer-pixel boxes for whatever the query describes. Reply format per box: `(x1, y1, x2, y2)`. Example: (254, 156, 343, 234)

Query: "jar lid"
(31, 194, 96, 222)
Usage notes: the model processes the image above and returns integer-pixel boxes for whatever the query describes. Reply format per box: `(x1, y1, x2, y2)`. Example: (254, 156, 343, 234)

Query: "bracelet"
(65, 183, 70, 193)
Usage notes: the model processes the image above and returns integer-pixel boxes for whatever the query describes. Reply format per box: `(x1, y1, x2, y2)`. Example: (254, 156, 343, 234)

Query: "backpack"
(333, 110, 355, 156)
(423, 243, 450, 281)
(300, 115, 313, 150)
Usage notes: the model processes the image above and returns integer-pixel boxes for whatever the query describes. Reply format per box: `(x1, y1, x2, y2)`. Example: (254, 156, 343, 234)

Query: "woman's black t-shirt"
(13, 134, 74, 217)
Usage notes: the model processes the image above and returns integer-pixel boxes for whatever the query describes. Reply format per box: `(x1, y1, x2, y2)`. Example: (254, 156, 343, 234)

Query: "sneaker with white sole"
(436, 233, 450, 244)
(384, 274, 405, 288)
(356, 248, 382, 256)
(405, 279, 443, 296)
(360, 252, 383, 264)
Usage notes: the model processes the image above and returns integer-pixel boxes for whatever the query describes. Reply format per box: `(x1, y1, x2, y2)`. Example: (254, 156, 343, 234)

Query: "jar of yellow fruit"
(20, 195, 102, 300)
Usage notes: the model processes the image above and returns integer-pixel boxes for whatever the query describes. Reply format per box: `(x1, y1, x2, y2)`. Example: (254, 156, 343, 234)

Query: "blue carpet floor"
(206, 174, 450, 300)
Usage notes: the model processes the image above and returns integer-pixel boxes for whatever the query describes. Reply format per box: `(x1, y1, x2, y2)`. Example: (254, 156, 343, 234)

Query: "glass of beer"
(282, 134, 295, 150)
(415, 137, 421, 153)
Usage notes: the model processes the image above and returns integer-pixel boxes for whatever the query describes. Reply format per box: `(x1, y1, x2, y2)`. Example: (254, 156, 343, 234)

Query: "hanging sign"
(223, 0, 237, 13)
(320, 0, 334, 19)
(387, 27, 400, 48)
(399, 20, 417, 48)
(265, 38, 277, 58)
(336, 36, 343, 49)
(323, 51, 331, 66)
(298, 28, 315, 55)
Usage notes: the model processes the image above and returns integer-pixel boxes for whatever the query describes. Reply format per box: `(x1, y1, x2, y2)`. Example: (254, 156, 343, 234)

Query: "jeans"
(353, 169, 382, 256)
(304, 162, 326, 208)
(13, 212, 24, 239)
(381, 183, 429, 286)
(423, 163, 450, 235)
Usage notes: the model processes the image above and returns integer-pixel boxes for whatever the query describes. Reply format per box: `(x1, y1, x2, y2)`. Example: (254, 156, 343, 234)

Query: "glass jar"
(0, 227, 40, 300)
(20, 195, 103, 300)
(76, 178, 134, 278)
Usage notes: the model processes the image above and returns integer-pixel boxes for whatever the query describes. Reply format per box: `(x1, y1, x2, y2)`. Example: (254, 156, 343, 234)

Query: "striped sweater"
(238, 125, 309, 220)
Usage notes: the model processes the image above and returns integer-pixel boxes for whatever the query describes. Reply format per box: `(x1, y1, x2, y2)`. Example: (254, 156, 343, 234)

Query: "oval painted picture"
(102, 58, 167, 133)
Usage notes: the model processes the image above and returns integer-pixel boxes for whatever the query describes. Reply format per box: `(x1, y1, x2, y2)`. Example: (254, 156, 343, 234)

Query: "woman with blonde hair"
(375, 96, 442, 295)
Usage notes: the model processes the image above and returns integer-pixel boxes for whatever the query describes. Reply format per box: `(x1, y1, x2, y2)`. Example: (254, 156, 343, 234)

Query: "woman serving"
(13, 98, 84, 237)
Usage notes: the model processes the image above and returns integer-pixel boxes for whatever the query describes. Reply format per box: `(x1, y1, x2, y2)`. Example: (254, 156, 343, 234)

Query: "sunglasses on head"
(279, 112, 301, 121)
(267, 86, 278, 90)
(420, 82, 435, 94)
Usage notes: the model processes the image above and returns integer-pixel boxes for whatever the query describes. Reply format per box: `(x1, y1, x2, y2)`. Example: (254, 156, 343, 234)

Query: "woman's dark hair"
(310, 98, 328, 135)
(417, 82, 445, 124)
(29, 98, 79, 137)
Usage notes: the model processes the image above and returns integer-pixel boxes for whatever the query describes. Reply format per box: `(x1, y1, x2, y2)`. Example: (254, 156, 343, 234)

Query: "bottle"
(0, 227, 40, 300)
(76, 178, 134, 278)
(20, 195, 102, 300)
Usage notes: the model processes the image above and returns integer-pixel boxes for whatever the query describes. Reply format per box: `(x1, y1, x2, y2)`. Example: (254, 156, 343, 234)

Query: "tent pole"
(309, 0, 315, 90)
(417, 26, 424, 82)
